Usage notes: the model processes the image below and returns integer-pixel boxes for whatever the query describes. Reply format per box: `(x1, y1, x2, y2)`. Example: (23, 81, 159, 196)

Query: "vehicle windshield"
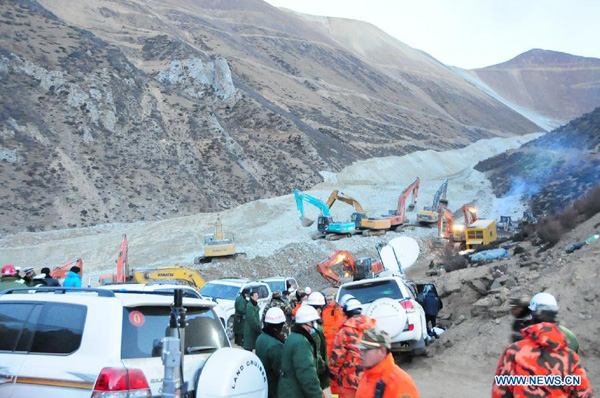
(263, 281, 285, 294)
(339, 280, 404, 303)
(200, 283, 239, 300)
(121, 306, 228, 359)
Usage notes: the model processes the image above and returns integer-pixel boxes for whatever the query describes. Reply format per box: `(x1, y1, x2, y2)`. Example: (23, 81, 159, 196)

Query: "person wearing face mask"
(243, 291, 262, 351)
(329, 298, 376, 398)
(256, 307, 287, 398)
(278, 305, 323, 398)
(307, 292, 331, 392)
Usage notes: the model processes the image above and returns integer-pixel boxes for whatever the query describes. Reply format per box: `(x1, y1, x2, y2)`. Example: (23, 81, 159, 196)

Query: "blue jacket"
(422, 292, 442, 316)
(63, 271, 82, 288)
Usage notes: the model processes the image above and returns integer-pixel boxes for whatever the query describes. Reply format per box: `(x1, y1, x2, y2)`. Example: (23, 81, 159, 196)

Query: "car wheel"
(226, 316, 234, 341)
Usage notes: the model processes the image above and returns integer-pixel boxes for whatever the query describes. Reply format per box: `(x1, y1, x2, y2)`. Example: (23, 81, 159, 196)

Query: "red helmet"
(2, 264, 18, 277)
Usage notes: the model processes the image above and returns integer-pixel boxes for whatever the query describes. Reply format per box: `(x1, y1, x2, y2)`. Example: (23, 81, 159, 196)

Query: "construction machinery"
(316, 250, 384, 286)
(194, 215, 245, 264)
(590, 143, 600, 154)
(294, 189, 356, 240)
(417, 178, 448, 225)
(497, 216, 514, 232)
(383, 177, 420, 230)
(98, 235, 206, 288)
(521, 211, 538, 225)
(451, 205, 478, 241)
(465, 219, 498, 250)
(51, 258, 84, 282)
(437, 205, 455, 240)
(326, 190, 390, 236)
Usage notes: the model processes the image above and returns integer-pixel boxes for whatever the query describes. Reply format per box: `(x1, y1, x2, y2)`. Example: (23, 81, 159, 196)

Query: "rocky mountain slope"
(471, 49, 600, 124)
(0, 0, 541, 235)
(475, 107, 600, 216)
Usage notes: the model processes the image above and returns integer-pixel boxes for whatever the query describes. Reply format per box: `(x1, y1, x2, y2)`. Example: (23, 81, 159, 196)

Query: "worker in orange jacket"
(330, 298, 377, 398)
(355, 328, 419, 398)
(322, 293, 346, 396)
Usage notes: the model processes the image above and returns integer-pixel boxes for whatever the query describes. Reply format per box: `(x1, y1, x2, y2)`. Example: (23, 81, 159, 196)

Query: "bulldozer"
(194, 215, 245, 264)
(326, 190, 390, 236)
(99, 234, 206, 289)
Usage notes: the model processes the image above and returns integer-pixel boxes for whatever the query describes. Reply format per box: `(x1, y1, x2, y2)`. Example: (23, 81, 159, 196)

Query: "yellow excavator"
(194, 215, 245, 263)
(326, 190, 390, 236)
(99, 235, 206, 289)
(417, 178, 448, 225)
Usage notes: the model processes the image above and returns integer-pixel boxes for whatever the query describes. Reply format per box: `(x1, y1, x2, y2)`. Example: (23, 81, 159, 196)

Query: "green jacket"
(234, 294, 247, 336)
(278, 331, 322, 398)
(243, 300, 262, 350)
(312, 323, 331, 389)
(559, 324, 580, 353)
(255, 332, 284, 398)
(0, 277, 26, 292)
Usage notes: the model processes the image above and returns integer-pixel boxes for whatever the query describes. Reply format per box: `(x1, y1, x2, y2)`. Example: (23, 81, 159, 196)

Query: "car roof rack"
(110, 290, 204, 298)
(0, 287, 116, 297)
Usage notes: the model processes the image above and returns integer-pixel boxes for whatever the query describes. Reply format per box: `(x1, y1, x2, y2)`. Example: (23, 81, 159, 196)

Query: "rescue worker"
(278, 305, 323, 398)
(307, 292, 331, 391)
(322, 293, 346, 397)
(262, 291, 293, 337)
(421, 285, 442, 337)
(243, 291, 262, 351)
(330, 298, 377, 398)
(492, 292, 594, 398)
(0, 265, 26, 291)
(256, 307, 286, 398)
(355, 328, 420, 398)
(62, 265, 82, 288)
(292, 290, 308, 317)
(234, 288, 250, 346)
(40, 267, 60, 287)
(508, 295, 532, 343)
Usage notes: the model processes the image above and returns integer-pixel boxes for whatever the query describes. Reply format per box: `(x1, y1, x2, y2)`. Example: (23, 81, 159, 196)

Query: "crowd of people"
(234, 287, 420, 398)
(0, 264, 82, 289)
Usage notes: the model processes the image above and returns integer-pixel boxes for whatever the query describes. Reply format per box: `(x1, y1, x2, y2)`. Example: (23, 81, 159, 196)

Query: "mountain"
(0, 0, 539, 235)
(471, 49, 600, 124)
(475, 107, 600, 216)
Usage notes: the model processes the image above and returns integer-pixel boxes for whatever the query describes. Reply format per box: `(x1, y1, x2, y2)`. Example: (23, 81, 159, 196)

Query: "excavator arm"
(132, 266, 206, 289)
(51, 258, 83, 281)
(326, 190, 365, 213)
(432, 178, 449, 209)
(317, 250, 356, 286)
(396, 177, 420, 222)
(462, 205, 477, 227)
(438, 205, 454, 239)
(294, 189, 331, 227)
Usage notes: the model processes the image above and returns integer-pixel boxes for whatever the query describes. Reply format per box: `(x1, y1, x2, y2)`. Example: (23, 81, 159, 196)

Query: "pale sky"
(264, 0, 600, 69)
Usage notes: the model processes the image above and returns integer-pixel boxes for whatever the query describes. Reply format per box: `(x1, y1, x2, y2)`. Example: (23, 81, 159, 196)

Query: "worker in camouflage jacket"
(262, 291, 293, 337)
(330, 298, 377, 398)
(492, 293, 593, 398)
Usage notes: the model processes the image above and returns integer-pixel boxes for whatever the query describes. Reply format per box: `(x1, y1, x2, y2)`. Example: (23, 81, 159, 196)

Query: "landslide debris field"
(2, 132, 599, 397)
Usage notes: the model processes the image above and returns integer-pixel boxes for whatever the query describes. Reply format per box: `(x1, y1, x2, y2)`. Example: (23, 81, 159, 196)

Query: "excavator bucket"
(301, 217, 315, 227)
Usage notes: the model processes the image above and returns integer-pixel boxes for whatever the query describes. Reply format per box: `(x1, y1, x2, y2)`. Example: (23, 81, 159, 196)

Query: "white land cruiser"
(259, 276, 298, 295)
(336, 275, 429, 353)
(199, 278, 272, 339)
(0, 287, 267, 398)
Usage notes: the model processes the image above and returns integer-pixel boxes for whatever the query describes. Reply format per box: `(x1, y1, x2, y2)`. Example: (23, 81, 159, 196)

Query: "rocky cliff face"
(475, 107, 600, 216)
(471, 49, 600, 124)
(0, 0, 539, 235)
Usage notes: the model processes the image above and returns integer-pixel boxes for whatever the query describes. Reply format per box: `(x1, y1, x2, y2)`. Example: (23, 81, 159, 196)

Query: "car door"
(0, 302, 39, 398)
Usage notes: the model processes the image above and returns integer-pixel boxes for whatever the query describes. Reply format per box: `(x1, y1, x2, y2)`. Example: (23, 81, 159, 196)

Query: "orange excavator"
(326, 190, 390, 236)
(437, 205, 455, 239)
(51, 258, 84, 282)
(451, 204, 478, 241)
(316, 250, 384, 286)
(383, 177, 420, 230)
(98, 234, 129, 285)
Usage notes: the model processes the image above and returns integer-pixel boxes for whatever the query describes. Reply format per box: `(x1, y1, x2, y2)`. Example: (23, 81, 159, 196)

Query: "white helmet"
(295, 305, 320, 324)
(344, 298, 362, 312)
(305, 287, 312, 295)
(264, 307, 286, 324)
(307, 292, 326, 306)
(339, 293, 355, 307)
(529, 292, 558, 312)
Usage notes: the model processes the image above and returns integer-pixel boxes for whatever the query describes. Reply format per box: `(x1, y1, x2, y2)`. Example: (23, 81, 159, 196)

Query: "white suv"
(336, 275, 428, 354)
(0, 287, 267, 398)
(199, 279, 272, 340)
(259, 277, 298, 295)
